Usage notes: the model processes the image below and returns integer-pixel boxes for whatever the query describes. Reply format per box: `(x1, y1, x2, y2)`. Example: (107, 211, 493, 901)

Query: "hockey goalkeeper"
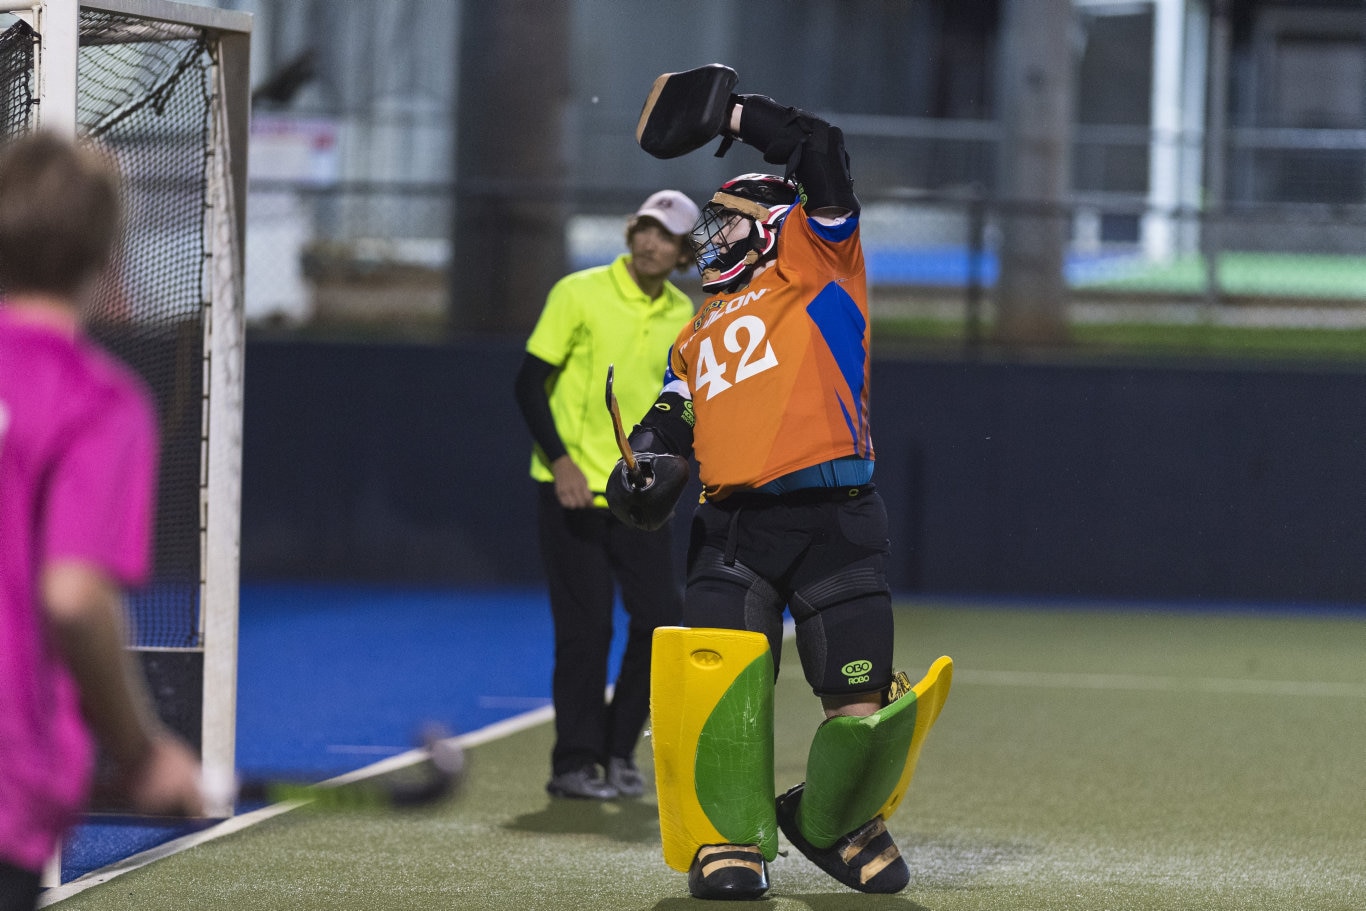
(608, 65, 953, 899)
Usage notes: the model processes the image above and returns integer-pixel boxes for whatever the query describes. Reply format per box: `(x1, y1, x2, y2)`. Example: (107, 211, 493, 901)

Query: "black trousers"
(537, 484, 683, 775)
(0, 861, 40, 911)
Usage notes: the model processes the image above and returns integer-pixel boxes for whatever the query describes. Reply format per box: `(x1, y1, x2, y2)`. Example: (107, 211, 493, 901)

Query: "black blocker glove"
(605, 452, 690, 531)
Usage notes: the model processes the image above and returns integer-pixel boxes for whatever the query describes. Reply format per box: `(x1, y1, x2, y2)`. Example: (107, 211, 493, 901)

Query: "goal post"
(0, 0, 251, 822)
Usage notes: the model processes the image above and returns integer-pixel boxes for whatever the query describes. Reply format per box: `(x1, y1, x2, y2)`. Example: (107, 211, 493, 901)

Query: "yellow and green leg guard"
(650, 626, 778, 872)
(794, 655, 954, 849)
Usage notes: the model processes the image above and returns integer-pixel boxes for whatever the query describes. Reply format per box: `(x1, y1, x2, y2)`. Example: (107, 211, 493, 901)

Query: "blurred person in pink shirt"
(0, 131, 203, 911)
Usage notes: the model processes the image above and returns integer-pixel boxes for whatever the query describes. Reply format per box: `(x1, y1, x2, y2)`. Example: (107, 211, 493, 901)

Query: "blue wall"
(241, 337, 1366, 606)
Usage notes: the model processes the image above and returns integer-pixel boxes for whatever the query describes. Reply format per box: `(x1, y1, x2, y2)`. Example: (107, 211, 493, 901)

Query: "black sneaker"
(687, 843, 770, 900)
(606, 757, 644, 798)
(775, 783, 909, 894)
(545, 766, 618, 800)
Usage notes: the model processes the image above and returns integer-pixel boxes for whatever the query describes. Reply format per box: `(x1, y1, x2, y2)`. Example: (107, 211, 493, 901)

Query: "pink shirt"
(0, 305, 157, 873)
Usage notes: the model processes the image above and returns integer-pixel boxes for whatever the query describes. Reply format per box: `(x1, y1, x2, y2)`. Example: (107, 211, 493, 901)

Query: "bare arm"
(43, 560, 204, 816)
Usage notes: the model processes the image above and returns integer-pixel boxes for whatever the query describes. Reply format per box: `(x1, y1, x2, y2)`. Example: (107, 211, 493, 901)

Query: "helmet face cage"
(693, 174, 797, 294)
(693, 203, 758, 294)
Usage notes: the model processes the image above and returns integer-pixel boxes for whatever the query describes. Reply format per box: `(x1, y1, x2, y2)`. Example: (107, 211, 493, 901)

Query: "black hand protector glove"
(605, 451, 690, 532)
(637, 64, 739, 159)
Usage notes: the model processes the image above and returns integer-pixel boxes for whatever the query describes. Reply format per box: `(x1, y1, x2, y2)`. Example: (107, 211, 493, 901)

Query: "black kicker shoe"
(687, 843, 770, 900)
(775, 783, 910, 894)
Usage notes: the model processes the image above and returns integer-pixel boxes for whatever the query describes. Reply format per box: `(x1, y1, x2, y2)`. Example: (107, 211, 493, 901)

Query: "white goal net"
(0, 0, 250, 819)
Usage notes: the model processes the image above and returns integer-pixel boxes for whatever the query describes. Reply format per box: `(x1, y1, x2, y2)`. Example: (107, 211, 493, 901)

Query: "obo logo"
(841, 659, 873, 685)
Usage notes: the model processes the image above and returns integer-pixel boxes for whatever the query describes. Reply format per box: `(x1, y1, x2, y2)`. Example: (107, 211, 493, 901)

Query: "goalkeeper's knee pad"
(650, 626, 778, 870)
(794, 656, 953, 849)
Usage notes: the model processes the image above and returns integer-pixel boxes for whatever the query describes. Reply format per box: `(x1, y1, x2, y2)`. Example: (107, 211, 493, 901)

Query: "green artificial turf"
(1080, 252, 1366, 298)
(51, 602, 1366, 911)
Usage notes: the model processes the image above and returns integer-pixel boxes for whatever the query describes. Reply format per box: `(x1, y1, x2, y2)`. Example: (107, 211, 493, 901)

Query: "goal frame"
(0, 0, 251, 821)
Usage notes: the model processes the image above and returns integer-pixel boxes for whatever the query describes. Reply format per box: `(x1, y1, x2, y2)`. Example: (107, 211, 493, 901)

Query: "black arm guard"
(630, 390, 695, 458)
(605, 452, 690, 531)
(729, 93, 859, 215)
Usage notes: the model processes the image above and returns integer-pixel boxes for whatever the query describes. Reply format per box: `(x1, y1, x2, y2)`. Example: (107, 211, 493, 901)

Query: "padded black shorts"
(682, 486, 894, 697)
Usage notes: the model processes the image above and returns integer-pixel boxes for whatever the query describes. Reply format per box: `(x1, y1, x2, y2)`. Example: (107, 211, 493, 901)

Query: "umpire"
(513, 189, 699, 799)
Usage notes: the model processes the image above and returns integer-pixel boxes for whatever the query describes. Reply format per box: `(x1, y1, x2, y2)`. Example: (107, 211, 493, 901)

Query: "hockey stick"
(233, 729, 465, 812)
(93, 725, 465, 820)
(222, 725, 464, 813)
(605, 364, 645, 486)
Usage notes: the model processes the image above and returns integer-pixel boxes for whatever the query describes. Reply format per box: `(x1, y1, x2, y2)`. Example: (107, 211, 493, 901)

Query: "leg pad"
(796, 656, 953, 848)
(651, 626, 778, 872)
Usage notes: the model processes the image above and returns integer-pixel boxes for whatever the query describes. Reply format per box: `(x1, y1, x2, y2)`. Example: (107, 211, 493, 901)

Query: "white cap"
(631, 189, 700, 237)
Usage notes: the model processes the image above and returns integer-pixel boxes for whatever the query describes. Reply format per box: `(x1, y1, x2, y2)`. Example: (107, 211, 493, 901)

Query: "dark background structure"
(241, 337, 1366, 606)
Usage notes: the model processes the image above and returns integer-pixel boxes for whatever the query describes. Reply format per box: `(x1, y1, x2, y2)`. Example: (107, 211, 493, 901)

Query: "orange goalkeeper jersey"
(667, 203, 872, 499)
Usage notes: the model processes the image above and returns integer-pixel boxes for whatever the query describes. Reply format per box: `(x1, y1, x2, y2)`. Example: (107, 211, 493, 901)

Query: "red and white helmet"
(693, 173, 798, 294)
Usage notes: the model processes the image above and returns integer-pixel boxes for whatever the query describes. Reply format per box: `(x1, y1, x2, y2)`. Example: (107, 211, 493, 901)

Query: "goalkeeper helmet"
(694, 173, 798, 294)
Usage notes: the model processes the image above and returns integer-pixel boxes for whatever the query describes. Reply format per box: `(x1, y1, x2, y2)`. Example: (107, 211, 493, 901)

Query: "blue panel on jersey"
(806, 281, 867, 446)
(662, 346, 680, 385)
(808, 214, 858, 243)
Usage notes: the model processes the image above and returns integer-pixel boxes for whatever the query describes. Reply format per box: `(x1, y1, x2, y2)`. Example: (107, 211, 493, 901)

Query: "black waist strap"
(715, 483, 876, 509)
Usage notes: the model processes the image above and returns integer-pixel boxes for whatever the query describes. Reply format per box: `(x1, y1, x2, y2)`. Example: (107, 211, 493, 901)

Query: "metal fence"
(241, 177, 1366, 350)
(864, 191, 1366, 334)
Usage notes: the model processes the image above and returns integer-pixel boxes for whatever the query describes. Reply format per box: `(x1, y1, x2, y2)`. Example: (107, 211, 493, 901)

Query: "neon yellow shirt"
(525, 253, 694, 501)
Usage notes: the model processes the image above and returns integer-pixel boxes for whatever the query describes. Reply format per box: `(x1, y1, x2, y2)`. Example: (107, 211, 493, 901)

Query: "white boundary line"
(38, 802, 299, 906)
(38, 706, 555, 907)
(957, 669, 1366, 699)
